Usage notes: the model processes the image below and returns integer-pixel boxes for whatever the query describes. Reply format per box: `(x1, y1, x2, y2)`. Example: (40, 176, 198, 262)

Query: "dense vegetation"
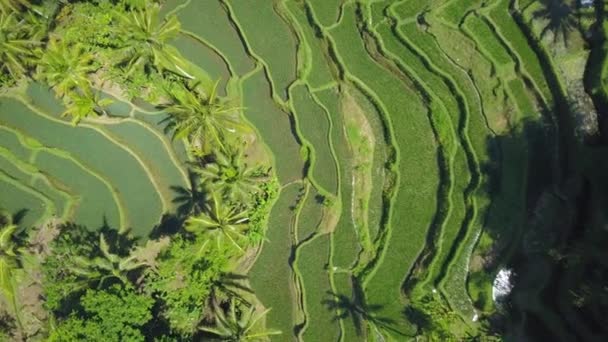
(1, 0, 607, 341)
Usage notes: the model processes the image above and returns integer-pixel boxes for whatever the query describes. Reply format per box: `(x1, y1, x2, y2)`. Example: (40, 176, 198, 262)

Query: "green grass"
(173, 0, 255, 76)
(241, 70, 304, 184)
(296, 234, 341, 342)
(291, 84, 339, 194)
(327, 3, 439, 334)
(248, 183, 302, 340)
(228, 0, 298, 101)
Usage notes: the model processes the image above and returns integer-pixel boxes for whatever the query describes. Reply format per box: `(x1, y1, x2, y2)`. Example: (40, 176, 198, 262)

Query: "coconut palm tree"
(192, 147, 268, 203)
(185, 194, 249, 252)
(0, 212, 22, 330)
(61, 90, 113, 125)
(66, 234, 149, 288)
(113, 4, 194, 79)
(164, 82, 244, 152)
(0, 10, 39, 82)
(199, 300, 281, 341)
(36, 39, 96, 99)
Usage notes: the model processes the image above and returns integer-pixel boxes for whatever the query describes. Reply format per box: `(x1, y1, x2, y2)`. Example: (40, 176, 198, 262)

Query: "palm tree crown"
(113, 4, 193, 78)
(185, 194, 249, 252)
(0, 10, 39, 82)
(164, 82, 243, 152)
(199, 300, 281, 342)
(193, 146, 267, 203)
(66, 234, 150, 288)
(37, 38, 96, 98)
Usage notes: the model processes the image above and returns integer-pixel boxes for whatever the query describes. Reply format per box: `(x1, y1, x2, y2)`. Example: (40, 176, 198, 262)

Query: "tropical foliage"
(113, 4, 191, 78)
(0, 212, 19, 319)
(200, 299, 281, 342)
(193, 145, 269, 203)
(164, 82, 244, 153)
(185, 194, 250, 252)
(0, 10, 40, 85)
(36, 39, 96, 99)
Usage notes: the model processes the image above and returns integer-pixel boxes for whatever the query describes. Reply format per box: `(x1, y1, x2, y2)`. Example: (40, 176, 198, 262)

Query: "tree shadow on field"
(322, 278, 400, 337)
(531, 0, 581, 46)
(469, 107, 608, 341)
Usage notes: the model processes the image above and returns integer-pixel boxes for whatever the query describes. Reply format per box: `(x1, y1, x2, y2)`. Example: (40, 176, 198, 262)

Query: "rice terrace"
(1, 0, 608, 341)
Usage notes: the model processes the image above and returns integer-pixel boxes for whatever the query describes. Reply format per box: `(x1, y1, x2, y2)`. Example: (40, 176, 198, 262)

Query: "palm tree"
(37, 39, 96, 99)
(192, 146, 268, 203)
(0, 212, 22, 330)
(66, 234, 149, 288)
(185, 194, 249, 252)
(61, 90, 113, 125)
(199, 300, 281, 341)
(0, 10, 39, 82)
(164, 82, 244, 153)
(113, 4, 195, 79)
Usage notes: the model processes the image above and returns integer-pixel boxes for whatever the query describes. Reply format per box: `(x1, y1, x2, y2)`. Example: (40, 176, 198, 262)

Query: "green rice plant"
(435, 0, 484, 27)
(507, 78, 538, 119)
(307, 0, 342, 28)
(0, 95, 162, 234)
(241, 70, 304, 185)
(327, 4, 440, 335)
(462, 14, 515, 71)
(390, 0, 427, 21)
(248, 183, 302, 340)
(291, 84, 339, 194)
(101, 121, 189, 210)
(0, 148, 73, 221)
(296, 185, 324, 242)
(171, 33, 231, 97)
(295, 234, 341, 342)
(34, 149, 124, 231)
(486, 0, 554, 104)
(284, 1, 335, 89)
(376, 20, 478, 300)
(227, 0, 298, 101)
(0, 171, 51, 229)
(173, 0, 255, 76)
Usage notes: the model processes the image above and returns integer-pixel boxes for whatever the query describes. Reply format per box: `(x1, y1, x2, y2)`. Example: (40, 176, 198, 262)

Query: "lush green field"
(0, 0, 596, 340)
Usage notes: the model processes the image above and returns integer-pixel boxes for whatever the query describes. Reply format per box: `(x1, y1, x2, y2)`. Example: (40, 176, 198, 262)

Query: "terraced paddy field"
(2, 0, 606, 340)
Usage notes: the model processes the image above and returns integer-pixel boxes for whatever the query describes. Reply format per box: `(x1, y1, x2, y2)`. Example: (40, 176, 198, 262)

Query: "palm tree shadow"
(531, 0, 592, 46)
(170, 172, 206, 219)
(322, 291, 395, 336)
